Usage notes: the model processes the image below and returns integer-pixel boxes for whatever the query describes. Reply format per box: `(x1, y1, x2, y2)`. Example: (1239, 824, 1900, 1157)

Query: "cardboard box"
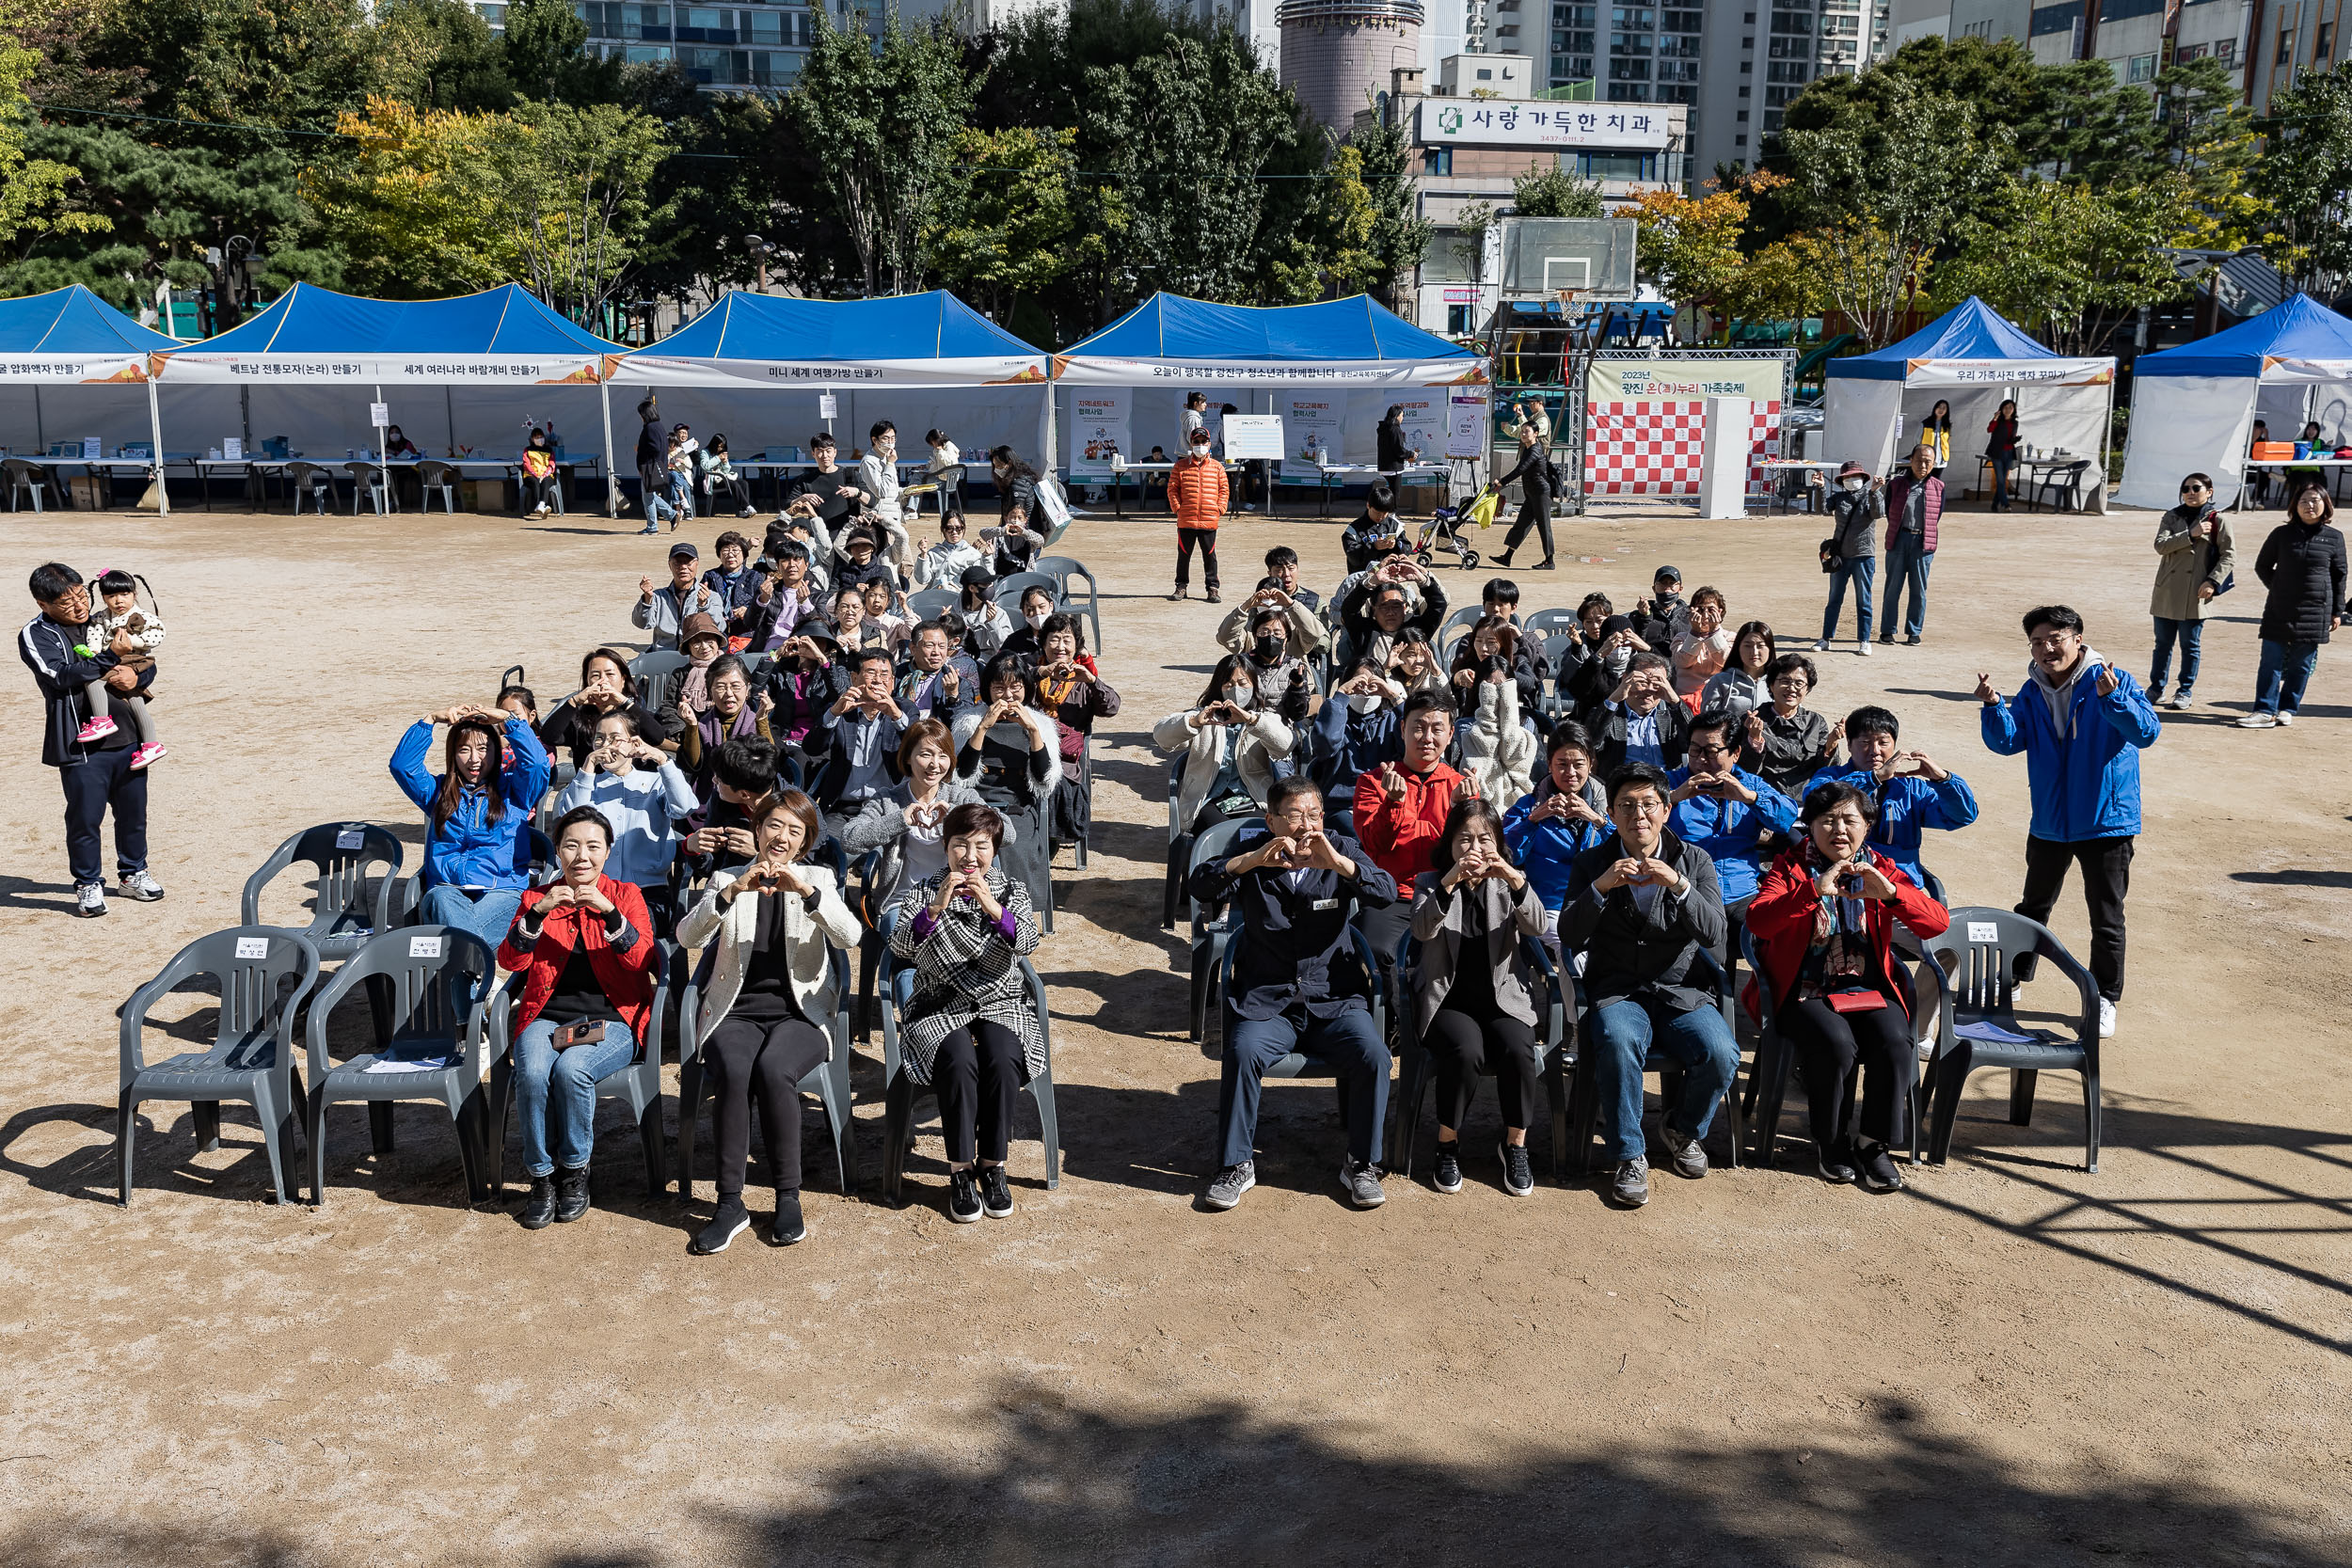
(467, 479, 507, 512)
(67, 475, 106, 509)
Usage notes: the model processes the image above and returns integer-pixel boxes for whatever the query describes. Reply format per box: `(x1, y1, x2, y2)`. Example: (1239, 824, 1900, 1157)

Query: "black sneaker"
(1904, 634, 1921, 646)
(690, 1195, 750, 1255)
(520, 1175, 556, 1229)
(1431, 1141, 1464, 1195)
(769, 1190, 806, 1245)
(979, 1164, 1013, 1219)
(552, 1164, 591, 1223)
(1858, 1142, 1906, 1194)
(1816, 1143, 1857, 1184)
(1498, 1139, 1534, 1197)
(947, 1168, 982, 1223)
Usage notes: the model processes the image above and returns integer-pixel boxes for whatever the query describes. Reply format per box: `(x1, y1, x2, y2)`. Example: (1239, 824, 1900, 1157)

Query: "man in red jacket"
(1166, 425, 1230, 604)
(1353, 689, 1476, 993)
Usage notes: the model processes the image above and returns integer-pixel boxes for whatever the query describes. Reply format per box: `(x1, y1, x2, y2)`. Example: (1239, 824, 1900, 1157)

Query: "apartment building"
(1891, 0, 2251, 105)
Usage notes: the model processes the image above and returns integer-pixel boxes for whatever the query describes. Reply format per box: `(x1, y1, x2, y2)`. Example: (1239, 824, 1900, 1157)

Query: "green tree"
(2154, 54, 2259, 245)
(488, 99, 674, 322)
(922, 125, 1098, 320)
(2254, 60, 2352, 293)
(1341, 111, 1432, 309)
(303, 96, 516, 297)
(374, 0, 514, 114)
(1510, 163, 1604, 217)
(0, 36, 108, 254)
(1934, 175, 2191, 355)
(128, 0, 378, 128)
(632, 91, 792, 303)
(501, 0, 622, 105)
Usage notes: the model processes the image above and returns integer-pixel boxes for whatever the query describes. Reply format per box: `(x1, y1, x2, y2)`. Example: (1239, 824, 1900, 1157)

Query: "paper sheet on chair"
(1954, 1020, 2038, 1046)
(363, 1054, 455, 1074)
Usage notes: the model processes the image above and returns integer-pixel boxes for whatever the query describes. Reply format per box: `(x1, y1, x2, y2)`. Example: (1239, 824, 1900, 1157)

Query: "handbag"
(1825, 990, 1888, 1014)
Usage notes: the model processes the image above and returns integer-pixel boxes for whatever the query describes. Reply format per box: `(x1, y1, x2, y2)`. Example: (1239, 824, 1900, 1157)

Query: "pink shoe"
(129, 742, 167, 769)
(76, 715, 117, 742)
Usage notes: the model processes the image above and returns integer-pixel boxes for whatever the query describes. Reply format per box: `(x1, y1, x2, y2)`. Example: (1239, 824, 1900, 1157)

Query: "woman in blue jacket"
(390, 705, 550, 952)
(1501, 721, 1612, 966)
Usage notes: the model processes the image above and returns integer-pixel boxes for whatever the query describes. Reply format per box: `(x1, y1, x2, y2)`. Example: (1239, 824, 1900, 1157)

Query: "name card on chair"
(408, 935, 443, 958)
(336, 827, 365, 849)
(235, 937, 270, 958)
(1967, 922, 1998, 942)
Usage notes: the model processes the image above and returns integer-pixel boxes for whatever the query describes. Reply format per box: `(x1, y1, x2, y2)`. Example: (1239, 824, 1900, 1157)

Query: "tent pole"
(145, 373, 169, 516)
(445, 385, 455, 457)
(33, 385, 43, 451)
(599, 376, 619, 517)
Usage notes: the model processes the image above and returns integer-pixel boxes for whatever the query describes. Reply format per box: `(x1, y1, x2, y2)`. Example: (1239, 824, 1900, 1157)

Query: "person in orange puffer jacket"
(1166, 426, 1230, 604)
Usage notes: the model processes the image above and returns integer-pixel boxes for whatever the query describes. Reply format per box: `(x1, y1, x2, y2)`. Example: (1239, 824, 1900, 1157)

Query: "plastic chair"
(303, 927, 498, 1205)
(5, 457, 48, 513)
(907, 588, 957, 623)
(1559, 947, 1744, 1177)
(284, 462, 335, 515)
(628, 648, 691, 713)
(485, 944, 676, 1201)
(2029, 459, 2092, 514)
(241, 822, 405, 965)
(675, 944, 857, 1200)
(1212, 925, 1387, 1141)
(1439, 604, 1486, 642)
(117, 926, 322, 1206)
(417, 460, 462, 515)
(1183, 816, 1258, 1044)
(1033, 555, 1103, 654)
(345, 460, 392, 515)
(881, 957, 1060, 1203)
(1160, 752, 1190, 930)
(1919, 908, 2103, 1172)
(1739, 926, 1944, 1169)
(991, 571, 1058, 613)
(1389, 931, 1570, 1180)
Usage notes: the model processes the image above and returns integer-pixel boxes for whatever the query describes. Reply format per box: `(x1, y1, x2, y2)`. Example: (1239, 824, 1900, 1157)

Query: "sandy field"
(0, 491, 2347, 1567)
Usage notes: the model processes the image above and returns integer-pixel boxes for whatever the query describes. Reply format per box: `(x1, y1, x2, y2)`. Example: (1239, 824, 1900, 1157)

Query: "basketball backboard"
(1493, 217, 1638, 302)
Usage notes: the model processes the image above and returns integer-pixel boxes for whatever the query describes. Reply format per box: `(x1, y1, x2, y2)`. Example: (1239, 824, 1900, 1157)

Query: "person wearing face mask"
(1310, 656, 1406, 816)
(1670, 587, 1733, 701)
(1156, 652, 1297, 837)
(1877, 444, 1942, 646)
(1450, 616, 1536, 801)
(897, 619, 980, 725)
(1564, 763, 1735, 1211)
(1409, 797, 1550, 1197)
(1746, 780, 1949, 1191)
(1033, 612, 1120, 856)
(840, 718, 1004, 911)
(1166, 424, 1229, 602)
(390, 702, 550, 955)
(1502, 722, 1611, 965)
(955, 655, 1063, 912)
(858, 420, 914, 570)
(955, 565, 1014, 659)
(1802, 705, 1976, 892)
(1699, 620, 1776, 725)
(1667, 710, 1798, 921)
(1000, 584, 1060, 663)
(1231, 605, 1315, 719)
(1816, 460, 1883, 657)
(554, 709, 699, 935)
(1589, 651, 1691, 779)
(1216, 575, 1327, 666)
(1562, 612, 1644, 723)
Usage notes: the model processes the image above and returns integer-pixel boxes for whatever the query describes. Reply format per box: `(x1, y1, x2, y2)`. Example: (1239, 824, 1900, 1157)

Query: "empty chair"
(345, 459, 392, 515)
(304, 927, 498, 1205)
(118, 926, 322, 1206)
(628, 648, 691, 714)
(2030, 459, 2092, 514)
(1919, 908, 2104, 1172)
(5, 456, 48, 512)
(907, 588, 957, 623)
(283, 461, 335, 515)
(241, 822, 404, 964)
(990, 570, 1058, 611)
(416, 459, 462, 515)
(1033, 555, 1103, 654)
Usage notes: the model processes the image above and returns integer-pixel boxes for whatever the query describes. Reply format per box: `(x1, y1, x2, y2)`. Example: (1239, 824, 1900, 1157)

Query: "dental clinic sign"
(1419, 100, 1673, 151)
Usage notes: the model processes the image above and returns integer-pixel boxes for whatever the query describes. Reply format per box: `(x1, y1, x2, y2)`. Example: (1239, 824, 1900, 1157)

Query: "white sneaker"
(1856, 641, 1872, 657)
(1812, 639, 1830, 652)
(2235, 712, 2278, 728)
(2278, 710, 2296, 726)
(2097, 997, 2116, 1038)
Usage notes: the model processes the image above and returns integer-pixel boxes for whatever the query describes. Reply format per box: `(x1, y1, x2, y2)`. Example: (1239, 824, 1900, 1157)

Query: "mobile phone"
(553, 1020, 602, 1049)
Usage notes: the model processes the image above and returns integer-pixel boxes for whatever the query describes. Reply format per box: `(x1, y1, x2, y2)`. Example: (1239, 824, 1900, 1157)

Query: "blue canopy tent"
(1823, 296, 2116, 510)
(1051, 293, 1485, 484)
(0, 286, 182, 511)
(158, 282, 626, 508)
(2118, 293, 2352, 510)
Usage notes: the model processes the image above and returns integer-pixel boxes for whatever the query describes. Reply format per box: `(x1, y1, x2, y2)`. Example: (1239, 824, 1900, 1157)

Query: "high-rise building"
(1889, 0, 2253, 110)
(1280, 0, 1426, 130)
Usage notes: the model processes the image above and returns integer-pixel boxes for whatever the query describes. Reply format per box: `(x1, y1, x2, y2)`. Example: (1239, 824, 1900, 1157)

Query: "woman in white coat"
(1455, 668, 1536, 802)
(676, 790, 862, 1255)
(1152, 652, 1298, 834)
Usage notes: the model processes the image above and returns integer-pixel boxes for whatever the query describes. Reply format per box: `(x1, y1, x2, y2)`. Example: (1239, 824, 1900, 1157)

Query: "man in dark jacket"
(1188, 776, 1398, 1213)
(2238, 487, 2348, 728)
(1337, 557, 1447, 674)
(806, 649, 906, 822)
(20, 562, 162, 916)
(1341, 483, 1407, 575)
(1563, 763, 1734, 1211)
(1584, 653, 1692, 778)
(1878, 444, 1943, 645)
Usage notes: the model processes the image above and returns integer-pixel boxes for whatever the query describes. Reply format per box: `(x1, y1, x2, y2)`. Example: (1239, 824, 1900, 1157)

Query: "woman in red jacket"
(498, 803, 660, 1228)
(1746, 780, 1948, 1193)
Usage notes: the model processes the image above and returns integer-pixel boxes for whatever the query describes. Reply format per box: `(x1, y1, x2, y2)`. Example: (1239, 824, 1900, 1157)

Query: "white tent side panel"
(2119, 375, 2257, 512)
(1821, 378, 1904, 475)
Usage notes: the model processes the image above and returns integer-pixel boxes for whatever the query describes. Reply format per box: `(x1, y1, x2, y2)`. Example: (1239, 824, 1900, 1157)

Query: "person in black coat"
(1562, 763, 1736, 1211)
(21, 562, 162, 915)
(2239, 485, 2349, 728)
(1187, 775, 1399, 1212)
(1488, 422, 1556, 570)
(537, 646, 677, 768)
(1375, 405, 1415, 475)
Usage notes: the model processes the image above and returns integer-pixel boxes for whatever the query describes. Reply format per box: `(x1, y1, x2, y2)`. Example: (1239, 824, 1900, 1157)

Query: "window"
(1822, 13, 1858, 34)
(1662, 7, 1701, 27)
(1657, 56, 1700, 79)
(1767, 58, 1811, 80)
(1764, 84, 1795, 104)
(1735, 134, 1748, 145)
(1606, 81, 1653, 99)
(1737, 108, 1749, 119)
(1743, 9, 1755, 19)
(1422, 147, 1454, 175)
(1657, 82, 1694, 102)
(1576, 150, 1659, 178)
(1554, 28, 1596, 50)
(2175, 40, 2206, 60)
(1613, 30, 1654, 50)
(2126, 51, 2156, 81)
(1659, 32, 1700, 54)
(1609, 54, 1652, 77)
(2029, 1, 2080, 36)
(1476, 65, 1494, 77)
(1497, 24, 1521, 36)
(1553, 4, 1597, 22)
(1447, 305, 1478, 336)
(1554, 53, 1596, 74)
(2317, 20, 2334, 56)
(1960, 17, 1990, 34)
(1768, 34, 1808, 55)
(1739, 82, 1750, 92)
(2278, 24, 2296, 63)
(1770, 8, 1811, 31)
(2214, 37, 2235, 63)
(1610, 6, 1654, 24)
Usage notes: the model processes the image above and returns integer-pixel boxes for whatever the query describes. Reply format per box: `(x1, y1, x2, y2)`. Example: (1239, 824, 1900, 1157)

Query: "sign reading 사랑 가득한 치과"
(1419, 100, 1672, 150)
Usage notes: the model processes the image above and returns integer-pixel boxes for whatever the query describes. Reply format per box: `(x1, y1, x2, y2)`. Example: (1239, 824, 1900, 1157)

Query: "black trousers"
(520, 472, 561, 510)
(2017, 834, 2133, 1001)
(707, 474, 752, 512)
(1175, 527, 1220, 591)
(1780, 994, 1914, 1148)
(1502, 499, 1554, 562)
(703, 1012, 829, 1196)
(1426, 1006, 1543, 1132)
(60, 743, 149, 888)
(934, 1019, 1024, 1164)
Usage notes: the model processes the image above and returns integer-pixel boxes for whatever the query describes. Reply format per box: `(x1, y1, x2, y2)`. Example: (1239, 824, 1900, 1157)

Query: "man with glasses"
(20, 562, 162, 917)
(1188, 775, 1397, 1212)
(914, 511, 984, 590)
(1976, 604, 2162, 1038)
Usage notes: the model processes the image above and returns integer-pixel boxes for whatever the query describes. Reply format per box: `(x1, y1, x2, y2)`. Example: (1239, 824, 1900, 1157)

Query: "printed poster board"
(1069, 389, 1130, 479)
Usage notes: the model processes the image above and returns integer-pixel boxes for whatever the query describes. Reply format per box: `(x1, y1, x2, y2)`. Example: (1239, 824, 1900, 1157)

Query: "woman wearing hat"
(1816, 461, 1883, 657)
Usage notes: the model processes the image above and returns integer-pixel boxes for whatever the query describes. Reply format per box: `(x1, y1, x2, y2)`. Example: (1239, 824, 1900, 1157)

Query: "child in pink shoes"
(78, 568, 167, 768)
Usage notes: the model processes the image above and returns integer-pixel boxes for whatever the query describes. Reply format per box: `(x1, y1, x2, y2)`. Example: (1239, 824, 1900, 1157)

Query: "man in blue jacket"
(1804, 704, 1978, 893)
(1668, 712, 1798, 914)
(1977, 605, 2162, 1037)
(20, 562, 161, 917)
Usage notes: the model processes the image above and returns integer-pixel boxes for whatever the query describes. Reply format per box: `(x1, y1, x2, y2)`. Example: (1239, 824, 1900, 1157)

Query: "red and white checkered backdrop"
(1584, 400, 1781, 498)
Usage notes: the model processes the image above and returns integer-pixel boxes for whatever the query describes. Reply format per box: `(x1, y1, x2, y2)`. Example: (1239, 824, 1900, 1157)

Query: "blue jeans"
(1879, 534, 1932, 639)
(512, 1017, 638, 1177)
(1991, 454, 2015, 509)
(1820, 556, 1876, 643)
(421, 884, 524, 956)
(1588, 993, 1740, 1163)
(1219, 1007, 1391, 1168)
(2254, 639, 2321, 716)
(2150, 617, 2204, 697)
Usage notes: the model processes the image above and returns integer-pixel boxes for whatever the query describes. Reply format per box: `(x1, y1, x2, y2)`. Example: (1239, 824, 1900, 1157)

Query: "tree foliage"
(2255, 60, 2352, 295)
(1932, 175, 2193, 355)
(1510, 164, 1604, 218)
(488, 99, 674, 323)
(923, 125, 1097, 320)
(304, 96, 516, 298)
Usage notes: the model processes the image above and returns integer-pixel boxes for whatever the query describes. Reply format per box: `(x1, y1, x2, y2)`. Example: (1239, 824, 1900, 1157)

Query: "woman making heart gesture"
(838, 718, 1005, 911)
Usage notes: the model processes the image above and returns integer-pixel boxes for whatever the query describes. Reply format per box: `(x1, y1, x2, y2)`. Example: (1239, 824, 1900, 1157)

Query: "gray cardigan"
(1406, 871, 1549, 1032)
(834, 778, 1000, 911)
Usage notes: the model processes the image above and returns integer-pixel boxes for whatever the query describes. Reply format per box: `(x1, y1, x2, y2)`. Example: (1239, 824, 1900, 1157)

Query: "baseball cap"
(669, 542, 699, 562)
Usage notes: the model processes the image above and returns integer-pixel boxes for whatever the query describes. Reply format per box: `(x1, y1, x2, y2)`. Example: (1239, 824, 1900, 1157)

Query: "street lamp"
(743, 234, 774, 293)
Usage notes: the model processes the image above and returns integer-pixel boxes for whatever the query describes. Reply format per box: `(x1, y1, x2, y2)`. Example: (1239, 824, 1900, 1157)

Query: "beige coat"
(1407, 870, 1549, 1032)
(1153, 706, 1295, 825)
(676, 863, 862, 1040)
(2151, 503, 2235, 621)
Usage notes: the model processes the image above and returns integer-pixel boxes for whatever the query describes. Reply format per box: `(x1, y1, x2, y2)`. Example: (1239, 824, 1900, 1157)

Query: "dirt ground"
(1, 491, 2347, 1568)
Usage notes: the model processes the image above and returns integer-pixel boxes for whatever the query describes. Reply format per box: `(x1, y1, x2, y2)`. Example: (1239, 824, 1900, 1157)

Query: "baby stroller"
(1410, 488, 1499, 572)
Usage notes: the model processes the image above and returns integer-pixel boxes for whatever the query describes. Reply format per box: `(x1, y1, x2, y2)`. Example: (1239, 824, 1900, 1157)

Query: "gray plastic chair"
(118, 926, 322, 1206)
(1919, 907, 2103, 1172)
(1033, 555, 1103, 654)
(991, 571, 1058, 613)
(281, 461, 336, 515)
(1389, 931, 1569, 1180)
(882, 956, 1059, 1202)
(345, 459, 392, 515)
(628, 648, 691, 713)
(1439, 604, 1486, 641)
(5, 456, 48, 513)
(485, 944, 675, 1200)
(1560, 948, 1744, 1177)
(1740, 925, 1943, 1169)
(241, 822, 405, 964)
(304, 927, 497, 1205)
(417, 460, 462, 515)
(907, 588, 958, 623)
(1211, 925, 1387, 1146)
(1184, 816, 1258, 1045)
(675, 943, 857, 1200)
